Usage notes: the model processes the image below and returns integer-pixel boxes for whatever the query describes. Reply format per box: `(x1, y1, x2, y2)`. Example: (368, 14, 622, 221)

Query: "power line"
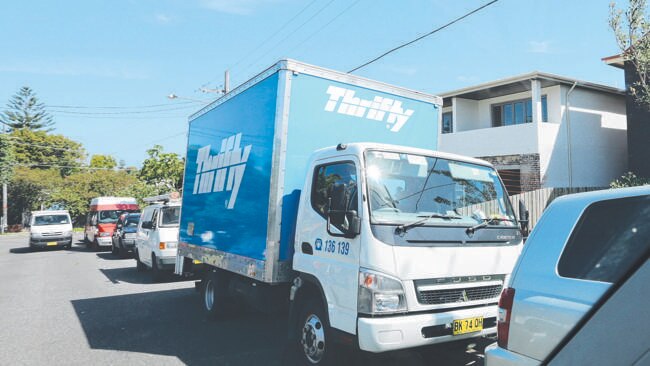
(6, 140, 73, 152)
(202, 0, 319, 88)
(44, 101, 198, 110)
(286, 0, 361, 56)
(47, 104, 200, 115)
(11, 163, 127, 171)
(348, 0, 499, 73)
(237, 0, 337, 80)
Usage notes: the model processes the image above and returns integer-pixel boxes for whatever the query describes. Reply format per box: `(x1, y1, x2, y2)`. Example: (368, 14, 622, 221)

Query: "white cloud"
(199, 0, 283, 15)
(528, 40, 551, 54)
(154, 13, 173, 24)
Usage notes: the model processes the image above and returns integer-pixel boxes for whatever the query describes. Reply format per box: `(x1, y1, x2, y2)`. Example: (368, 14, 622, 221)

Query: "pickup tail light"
(497, 287, 515, 349)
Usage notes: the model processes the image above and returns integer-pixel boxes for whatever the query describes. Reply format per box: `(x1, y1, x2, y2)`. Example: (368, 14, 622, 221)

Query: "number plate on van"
(452, 316, 483, 335)
(47, 242, 57, 246)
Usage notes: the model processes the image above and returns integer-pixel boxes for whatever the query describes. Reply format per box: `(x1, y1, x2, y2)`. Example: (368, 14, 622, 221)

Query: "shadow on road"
(71, 288, 288, 366)
(9, 246, 66, 254)
(99, 267, 193, 285)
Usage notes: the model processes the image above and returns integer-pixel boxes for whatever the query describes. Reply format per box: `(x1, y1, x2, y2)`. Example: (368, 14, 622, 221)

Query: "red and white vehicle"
(84, 197, 139, 250)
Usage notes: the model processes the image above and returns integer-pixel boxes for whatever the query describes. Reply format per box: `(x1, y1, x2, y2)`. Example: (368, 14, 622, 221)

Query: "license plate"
(453, 316, 483, 335)
(193, 260, 202, 264)
(46, 242, 57, 246)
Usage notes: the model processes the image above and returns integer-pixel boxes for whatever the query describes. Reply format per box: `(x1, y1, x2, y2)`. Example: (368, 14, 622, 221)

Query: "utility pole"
(1, 123, 6, 234)
(224, 70, 230, 94)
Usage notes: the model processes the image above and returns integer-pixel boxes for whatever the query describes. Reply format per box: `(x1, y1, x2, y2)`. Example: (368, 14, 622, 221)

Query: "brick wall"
(477, 153, 541, 194)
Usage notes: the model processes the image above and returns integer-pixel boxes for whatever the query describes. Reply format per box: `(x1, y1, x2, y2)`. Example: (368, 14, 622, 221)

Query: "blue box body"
(179, 60, 441, 283)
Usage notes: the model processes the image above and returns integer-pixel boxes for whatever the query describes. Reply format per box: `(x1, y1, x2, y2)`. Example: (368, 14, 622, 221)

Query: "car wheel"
(151, 253, 164, 282)
(295, 297, 341, 365)
(135, 250, 147, 272)
(202, 270, 231, 319)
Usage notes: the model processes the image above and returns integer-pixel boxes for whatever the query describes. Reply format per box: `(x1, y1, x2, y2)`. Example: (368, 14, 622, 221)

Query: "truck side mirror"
(327, 183, 360, 239)
(518, 200, 530, 236)
(141, 221, 152, 229)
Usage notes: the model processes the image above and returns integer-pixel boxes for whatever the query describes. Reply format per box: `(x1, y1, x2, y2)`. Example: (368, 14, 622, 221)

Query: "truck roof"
(90, 197, 138, 205)
(311, 142, 494, 168)
(31, 210, 70, 216)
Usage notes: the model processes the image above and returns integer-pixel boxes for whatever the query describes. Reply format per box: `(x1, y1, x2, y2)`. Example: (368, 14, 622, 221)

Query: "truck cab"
(290, 143, 523, 362)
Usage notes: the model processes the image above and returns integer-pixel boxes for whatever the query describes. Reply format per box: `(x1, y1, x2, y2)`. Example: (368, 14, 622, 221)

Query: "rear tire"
(151, 253, 164, 282)
(202, 270, 231, 319)
(135, 250, 146, 272)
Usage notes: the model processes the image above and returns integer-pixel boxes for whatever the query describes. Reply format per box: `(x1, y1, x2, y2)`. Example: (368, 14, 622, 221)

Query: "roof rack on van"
(143, 192, 181, 204)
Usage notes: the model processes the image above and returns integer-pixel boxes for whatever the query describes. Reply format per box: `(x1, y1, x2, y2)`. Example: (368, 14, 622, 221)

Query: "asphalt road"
(0, 232, 493, 365)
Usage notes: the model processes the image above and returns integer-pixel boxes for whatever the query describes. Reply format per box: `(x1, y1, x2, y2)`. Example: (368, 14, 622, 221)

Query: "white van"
(134, 194, 181, 281)
(29, 210, 74, 250)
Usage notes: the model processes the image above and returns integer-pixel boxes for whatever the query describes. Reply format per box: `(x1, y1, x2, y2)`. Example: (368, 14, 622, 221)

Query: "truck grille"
(42, 232, 64, 237)
(416, 284, 503, 305)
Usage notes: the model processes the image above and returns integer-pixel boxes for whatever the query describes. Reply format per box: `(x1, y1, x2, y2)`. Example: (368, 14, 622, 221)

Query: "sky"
(0, 0, 627, 167)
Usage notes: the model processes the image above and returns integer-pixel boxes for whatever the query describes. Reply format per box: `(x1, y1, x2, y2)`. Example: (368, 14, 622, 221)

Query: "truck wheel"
(296, 298, 338, 365)
(135, 250, 147, 272)
(202, 270, 230, 319)
(151, 253, 164, 282)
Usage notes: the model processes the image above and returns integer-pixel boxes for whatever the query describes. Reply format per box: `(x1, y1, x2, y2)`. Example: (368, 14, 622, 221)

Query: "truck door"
(137, 207, 155, 265)
(294, 157, 362, 335)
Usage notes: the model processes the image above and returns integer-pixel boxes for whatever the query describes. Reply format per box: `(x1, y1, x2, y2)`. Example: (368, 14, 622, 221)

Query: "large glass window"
(558, 195, 650, 283)
(365, 150, 516, 227)
(442, 112, 453, 134)
(492, 96, 548, 126)
(34, 215, 70, 226)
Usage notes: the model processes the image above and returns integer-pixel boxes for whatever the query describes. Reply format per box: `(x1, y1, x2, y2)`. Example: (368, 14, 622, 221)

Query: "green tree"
(7, 168, 63, 224)
(138, 145, 184, 192)
(610, 0, 650, 109)
(0, 86, 54, 131)
(610, 171, 650, 188)
(10, 129, 85, 176)
(90, 154, 117, 169)
(0, 134, 14, 184)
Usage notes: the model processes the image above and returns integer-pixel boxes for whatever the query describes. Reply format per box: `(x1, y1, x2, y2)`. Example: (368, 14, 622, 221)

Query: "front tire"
(296, 298, 339, 365)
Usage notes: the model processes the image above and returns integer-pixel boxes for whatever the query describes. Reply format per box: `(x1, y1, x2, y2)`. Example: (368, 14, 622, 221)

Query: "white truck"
(175, 60, 524, 364)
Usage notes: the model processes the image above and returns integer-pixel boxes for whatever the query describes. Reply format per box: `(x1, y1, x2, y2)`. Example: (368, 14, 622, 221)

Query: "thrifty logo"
(324, 85, 414, 132)
(192, 133, 252, 209)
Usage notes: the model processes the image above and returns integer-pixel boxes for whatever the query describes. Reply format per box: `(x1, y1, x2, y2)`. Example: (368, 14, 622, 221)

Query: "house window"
(442, 112, 453, 134)
(492, 96, 548, 127)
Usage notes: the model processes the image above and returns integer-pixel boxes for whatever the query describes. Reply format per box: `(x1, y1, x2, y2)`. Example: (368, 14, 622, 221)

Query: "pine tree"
(0, 86, 54, 131)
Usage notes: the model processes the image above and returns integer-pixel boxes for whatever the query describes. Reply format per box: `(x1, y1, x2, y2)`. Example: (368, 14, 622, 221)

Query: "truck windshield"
(160, 206, 180, 227)
(365, 150, 516, 227)
(34, 215, 70, 226)
(98, 210, 121, 224)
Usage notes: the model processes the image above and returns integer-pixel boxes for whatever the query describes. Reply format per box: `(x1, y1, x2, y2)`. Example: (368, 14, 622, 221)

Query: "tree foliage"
(138, 145, 184, 192)
(90, 154, 117, 169)
(0, 134, 14, 184)
(0, 86, 54, 131)
(9, 129, 85, 176)
(610, 171, 650, 188)
(610, 0, 650, 110)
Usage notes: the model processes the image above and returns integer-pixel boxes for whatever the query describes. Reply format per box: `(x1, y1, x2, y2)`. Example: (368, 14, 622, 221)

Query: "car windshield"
(160, 206, 180, 227)
(124, 216, 139, 227)
(365, 150, 516, 226)
(34, 215, 70, 226)
(98, 210, 121, 224)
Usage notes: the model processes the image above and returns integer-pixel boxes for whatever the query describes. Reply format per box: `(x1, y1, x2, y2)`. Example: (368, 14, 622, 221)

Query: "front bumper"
(357, 305, 497, 353)
(30, 236, 73, 247)
(96, 236, 113, 246)
(484, 342, 540, 366)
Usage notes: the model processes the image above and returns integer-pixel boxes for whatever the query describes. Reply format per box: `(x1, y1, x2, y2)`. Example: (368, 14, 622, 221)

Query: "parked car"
(485, 186, 650, 365)
(112, 213, 140, 257)
(134, 194, 181, 281)
(28, 210, 74, 250)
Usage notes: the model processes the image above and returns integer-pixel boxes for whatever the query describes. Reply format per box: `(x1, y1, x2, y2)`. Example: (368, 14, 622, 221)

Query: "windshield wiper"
(395, 213, 461, 235)
(465, 217, 517, 235)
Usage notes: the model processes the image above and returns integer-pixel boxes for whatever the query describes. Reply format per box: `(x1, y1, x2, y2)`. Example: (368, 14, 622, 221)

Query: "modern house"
(603, 53, 650, 179)
(437, 72, 627, 195)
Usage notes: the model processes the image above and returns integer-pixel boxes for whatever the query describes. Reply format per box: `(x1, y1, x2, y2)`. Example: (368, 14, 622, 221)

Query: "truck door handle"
(301, 242, 313, 255)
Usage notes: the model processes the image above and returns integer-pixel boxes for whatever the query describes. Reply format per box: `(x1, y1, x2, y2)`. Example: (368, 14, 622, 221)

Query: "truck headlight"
(160, 241, 177, 249)
(358, 269, 407, 314)
(64, 230, 73, 237)
(99, 232, 111, 237)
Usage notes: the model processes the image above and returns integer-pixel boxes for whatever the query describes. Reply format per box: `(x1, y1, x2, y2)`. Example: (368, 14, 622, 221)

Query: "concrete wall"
(542, 86, 627, 187)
